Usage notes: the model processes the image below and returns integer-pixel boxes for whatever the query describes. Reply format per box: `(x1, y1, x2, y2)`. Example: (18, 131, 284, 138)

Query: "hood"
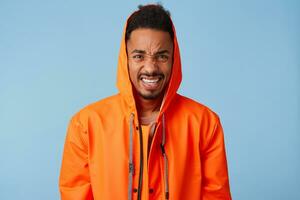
(116, 15, 182, 120)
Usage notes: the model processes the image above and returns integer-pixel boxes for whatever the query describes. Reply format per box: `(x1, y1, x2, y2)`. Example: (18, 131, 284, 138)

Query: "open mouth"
(139, 75, 163, 90)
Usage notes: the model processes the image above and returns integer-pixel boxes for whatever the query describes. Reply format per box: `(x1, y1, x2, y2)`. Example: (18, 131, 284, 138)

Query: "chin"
(139, 91, 162, 100)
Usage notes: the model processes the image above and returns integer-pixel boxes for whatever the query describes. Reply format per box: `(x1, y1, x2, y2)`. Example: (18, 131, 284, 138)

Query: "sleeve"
(200, 117, 232, 200)
(59, 115, 93, 200)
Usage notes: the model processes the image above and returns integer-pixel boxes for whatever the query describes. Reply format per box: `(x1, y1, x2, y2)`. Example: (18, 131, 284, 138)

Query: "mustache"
(138, 72, 164, 78)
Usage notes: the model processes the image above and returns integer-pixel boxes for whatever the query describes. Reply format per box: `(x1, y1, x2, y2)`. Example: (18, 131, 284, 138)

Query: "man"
(59, 4, 232, 200)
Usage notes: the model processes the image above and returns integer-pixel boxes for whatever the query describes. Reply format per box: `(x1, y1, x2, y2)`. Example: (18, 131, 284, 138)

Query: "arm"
(59, 115, 93, 200)
(200, 117, 232, 200)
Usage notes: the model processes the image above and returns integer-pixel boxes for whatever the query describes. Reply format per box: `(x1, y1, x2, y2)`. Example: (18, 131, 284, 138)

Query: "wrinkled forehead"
(126, 28, 173, 54)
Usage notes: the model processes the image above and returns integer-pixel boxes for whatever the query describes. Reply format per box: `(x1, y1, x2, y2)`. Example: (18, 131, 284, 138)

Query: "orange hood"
(116, 18, 182, 119)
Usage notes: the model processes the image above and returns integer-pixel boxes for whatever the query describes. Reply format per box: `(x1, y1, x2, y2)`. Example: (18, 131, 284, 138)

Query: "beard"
(137, 89, 163, 100)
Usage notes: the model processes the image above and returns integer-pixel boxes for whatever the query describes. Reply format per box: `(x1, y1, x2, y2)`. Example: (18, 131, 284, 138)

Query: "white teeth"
(141, 78, 159, 83)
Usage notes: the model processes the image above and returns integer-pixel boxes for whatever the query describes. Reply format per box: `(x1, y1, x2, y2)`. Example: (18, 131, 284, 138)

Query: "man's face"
(126, 28, 173, 100)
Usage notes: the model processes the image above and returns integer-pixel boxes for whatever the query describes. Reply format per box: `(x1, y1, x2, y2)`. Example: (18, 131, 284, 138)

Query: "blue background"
(1, 0, 299, 199)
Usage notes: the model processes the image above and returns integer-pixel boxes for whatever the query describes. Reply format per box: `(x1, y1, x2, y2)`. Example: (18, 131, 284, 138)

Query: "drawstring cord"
(161, 114, 169, 199)
(127, 113, 169, 200)
(128, 113, 134, 200)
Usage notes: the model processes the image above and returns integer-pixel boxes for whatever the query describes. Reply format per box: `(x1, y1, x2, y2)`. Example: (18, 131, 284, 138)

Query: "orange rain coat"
(59, 17, 232, 200)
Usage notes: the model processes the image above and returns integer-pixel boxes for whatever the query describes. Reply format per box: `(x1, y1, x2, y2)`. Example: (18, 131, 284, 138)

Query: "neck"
(135, 95, 163, 118)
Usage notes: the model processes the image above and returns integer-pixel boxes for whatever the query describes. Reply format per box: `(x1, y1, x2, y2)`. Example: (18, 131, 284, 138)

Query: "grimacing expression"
(126, 28, 174, 100)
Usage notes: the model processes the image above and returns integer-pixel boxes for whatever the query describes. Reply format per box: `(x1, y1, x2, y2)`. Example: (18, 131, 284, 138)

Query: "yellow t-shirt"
(141, 125, 150, 199)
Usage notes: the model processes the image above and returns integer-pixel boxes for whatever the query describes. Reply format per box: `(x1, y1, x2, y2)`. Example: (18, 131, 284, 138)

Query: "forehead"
(127, 28, 173, 52)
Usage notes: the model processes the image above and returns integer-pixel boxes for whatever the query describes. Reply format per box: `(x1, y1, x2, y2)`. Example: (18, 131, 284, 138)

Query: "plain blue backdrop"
(0, 0, 299, 199)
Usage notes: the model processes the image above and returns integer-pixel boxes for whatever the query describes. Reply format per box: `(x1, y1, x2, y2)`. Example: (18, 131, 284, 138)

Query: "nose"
(143, 56, 158, 72)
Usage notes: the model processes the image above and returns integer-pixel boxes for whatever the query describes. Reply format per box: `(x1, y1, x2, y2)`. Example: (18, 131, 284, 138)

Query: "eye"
(156, 54, 168, 62)
(132, 54, 144, 61)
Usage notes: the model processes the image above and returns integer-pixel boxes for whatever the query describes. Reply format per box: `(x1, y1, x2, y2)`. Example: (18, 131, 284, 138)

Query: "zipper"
(137, 124, 143, 200)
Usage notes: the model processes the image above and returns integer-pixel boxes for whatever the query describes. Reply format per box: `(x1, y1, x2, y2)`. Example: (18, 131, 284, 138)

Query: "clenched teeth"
(141, 78, 160, 83)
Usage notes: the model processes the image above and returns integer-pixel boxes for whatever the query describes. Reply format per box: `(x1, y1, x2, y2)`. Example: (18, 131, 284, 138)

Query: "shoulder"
(70, 93, 122, 124)
(171, 93, 220, 122)
(171, 94, 223, 146)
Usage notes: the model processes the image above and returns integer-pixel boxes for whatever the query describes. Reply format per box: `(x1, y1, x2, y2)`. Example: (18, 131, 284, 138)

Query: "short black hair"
(125, 4, 174, 41)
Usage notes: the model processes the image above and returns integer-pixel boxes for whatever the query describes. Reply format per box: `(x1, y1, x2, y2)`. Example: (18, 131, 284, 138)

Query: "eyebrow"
(131, 49, 146, 54)
(130, 49, 170, 55)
